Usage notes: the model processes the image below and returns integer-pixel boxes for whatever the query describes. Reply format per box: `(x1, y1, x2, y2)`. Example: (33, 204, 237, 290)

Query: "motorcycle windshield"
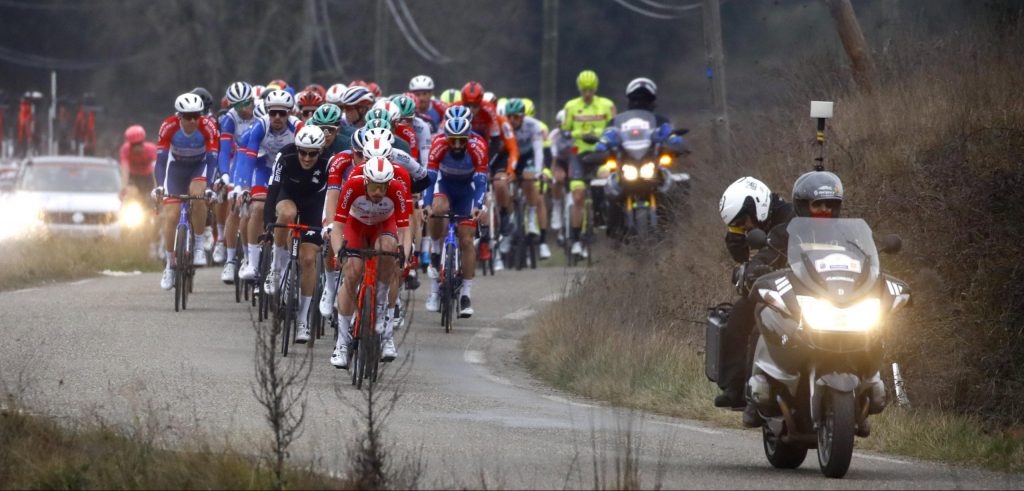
(786, 217, 879, 303)
(621, 127, 653, 160)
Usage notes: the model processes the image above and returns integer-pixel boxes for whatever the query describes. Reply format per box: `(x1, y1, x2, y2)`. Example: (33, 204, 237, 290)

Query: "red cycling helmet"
(295, 90, 324, 108)
(461, 81, 484, 104)
(267, 79, 289, 90)
(303, 84, 326, 99)
(349, 79, 368, 88)
(124, 124, 146, 144)
(220, 96, 229, 109)
(367, 82, 382, 98)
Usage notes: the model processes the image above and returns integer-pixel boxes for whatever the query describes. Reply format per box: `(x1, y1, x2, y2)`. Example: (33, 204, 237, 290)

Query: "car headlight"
(119, 202, 146, 228)
(640, 162, 656, 179)
(796, 296, 881, 332)
(621, 164, 639, 181)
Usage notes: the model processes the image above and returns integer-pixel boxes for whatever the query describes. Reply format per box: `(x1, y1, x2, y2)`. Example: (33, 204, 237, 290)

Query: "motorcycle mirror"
(671, 128, 689, 136)
(746, 229, 768, 250)
(878, 234, 902, 254)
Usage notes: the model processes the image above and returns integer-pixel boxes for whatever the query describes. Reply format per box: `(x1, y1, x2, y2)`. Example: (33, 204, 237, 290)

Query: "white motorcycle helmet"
(719, 176, 772, 227)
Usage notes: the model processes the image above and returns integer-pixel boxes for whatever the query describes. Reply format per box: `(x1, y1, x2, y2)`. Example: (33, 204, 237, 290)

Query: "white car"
(2, 156, 145, 240)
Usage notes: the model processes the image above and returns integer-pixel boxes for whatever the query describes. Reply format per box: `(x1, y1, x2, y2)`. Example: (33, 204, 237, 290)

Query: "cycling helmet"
(304, 84, 326, 99)
(295, 125, 326, 150)
(576, 70, 599, 91)
(444, 105, 472, 121)
(364, 118, 392, 131)
(295, 90, 324, 108)
(351, 127, 367, 153)
(226, 81, 253, 104)
(253, 99, 267, 119)
(392, 95, 416, 119)
(792, 171, 844, 218)
(365, 107, 392, 125)
(363, 132, 394, 159)
(325, 83, 347, 104)
(175, 93, 204, 113)
(719, 177, 772, 227)
(483, 91, 496, 103)
(461, 82, 484, 104)
(626, 77, 657, 100)
(264, 89, 294, 111)
(252, 84, 267, 100)
(522, 98, 536, 117)
(409, 75, 434, 91)
(267, 79, 289, 90)
(555, 109, 566, 125)
(349, 79, 367, 87)
(340, 86, 374, 107)
(363, 157, 395, 183)
(310, 103, 343, 127)
(444, 117, 471, 138)
(363, 127, 395, 146)
(124, 125, 146, 144)
(440, 88, 461, 105)
(505, 98, 526, 116)
(367, 82, 382, 98)
(190, 87, 214, 112)
(371, 100, 401, 122)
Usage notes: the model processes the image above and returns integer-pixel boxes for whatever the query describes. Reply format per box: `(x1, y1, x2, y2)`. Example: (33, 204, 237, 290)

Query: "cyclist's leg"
(522, 158, 541, 234)
(335, 220, 370, 350)
(187, 174, 208, 251)
(551, 157, 567, 237)
(223, 187, 240, 258)
(272, 197, 298, 277)
(296, 197, 324, 329)
(447, 185, 476, 293)
(568, 153, 587, 245)
(245, 162, 272, 272)
(162, 160, 193, 270)
(427, 194, 450, 301)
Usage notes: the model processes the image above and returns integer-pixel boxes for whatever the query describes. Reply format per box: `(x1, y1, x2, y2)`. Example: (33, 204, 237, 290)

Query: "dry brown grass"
(0, 233, 160, 292)
(524, 23, 1024, 470)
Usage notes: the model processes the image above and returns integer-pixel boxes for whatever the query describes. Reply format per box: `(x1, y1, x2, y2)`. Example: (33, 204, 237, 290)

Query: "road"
(0, 266, 1020, 489)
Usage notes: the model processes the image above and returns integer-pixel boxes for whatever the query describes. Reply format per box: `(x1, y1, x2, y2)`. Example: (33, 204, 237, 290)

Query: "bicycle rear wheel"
(187, 234, 195, 294)
(310, 253, 325, 342)
(257, 242, 272, 321)
(234, 233, 243, 303)
(443, 248, 456, 333)
(281, 261, 299, 357)
(174, 224, 187, 312)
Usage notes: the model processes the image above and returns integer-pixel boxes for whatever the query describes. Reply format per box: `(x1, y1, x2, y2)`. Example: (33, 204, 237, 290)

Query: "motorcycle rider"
(714, 177, 794, 412)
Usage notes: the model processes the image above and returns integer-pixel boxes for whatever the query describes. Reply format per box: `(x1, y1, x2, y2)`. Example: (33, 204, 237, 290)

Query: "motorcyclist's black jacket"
(725, 192, 794, 264)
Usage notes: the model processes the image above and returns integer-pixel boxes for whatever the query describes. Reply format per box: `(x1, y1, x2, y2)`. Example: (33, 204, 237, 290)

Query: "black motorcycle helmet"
(190, 87, 214, 114)
(792, 171, 844, 218)
(625, 77, 657, 111)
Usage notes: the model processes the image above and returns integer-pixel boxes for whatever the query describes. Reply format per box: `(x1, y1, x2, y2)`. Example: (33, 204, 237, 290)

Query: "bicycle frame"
(341, 246, 404, 389)
(266, 221, 321, 356)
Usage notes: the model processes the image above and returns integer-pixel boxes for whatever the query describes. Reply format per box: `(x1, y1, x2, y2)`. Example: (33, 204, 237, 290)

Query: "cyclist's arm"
(531, 127, 544, 170)
(154, 117, 176, 190)
(217, 115, 235, 176)
(235, 121, 264, 189)
(471, 142, 489, 209)
(118, 143, 131, 189)
(423, 139, 446, 208)
(200, 117, 220, 188)
(500, 118, 519, 174)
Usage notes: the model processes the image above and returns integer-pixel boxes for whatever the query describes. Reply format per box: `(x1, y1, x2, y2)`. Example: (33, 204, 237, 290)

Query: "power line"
(393, 0, 451, 62)
(637, 0, 702, 12)
(383, 0, 447, 64)
(613, 0, 701, 19)
(317, 0, 346, 79)
(612, 0, 678, 19)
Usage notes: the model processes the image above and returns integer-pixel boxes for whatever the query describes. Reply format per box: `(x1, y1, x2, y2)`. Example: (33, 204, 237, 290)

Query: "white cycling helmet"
(483, 91, 496, 103)
(225, 81, 253, 104)
(372, 100, 401, 123)
(363, 134, 394, 159)
(719, 176, 772, 226)
(555, 109, 566, 125)
(363, 157, 395, 183)
(252, 98, 267, 119)
(174, 93, 204, 113)
(409, 75, 434, 91)
(264, 89, 294, 111)
(363, 127, 396, 146)
(325, 83, 347, 104)
(295, 125, 326, 150)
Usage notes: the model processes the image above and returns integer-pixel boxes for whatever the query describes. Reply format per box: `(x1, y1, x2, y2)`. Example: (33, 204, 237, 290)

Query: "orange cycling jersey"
(498, 114, 519, 174)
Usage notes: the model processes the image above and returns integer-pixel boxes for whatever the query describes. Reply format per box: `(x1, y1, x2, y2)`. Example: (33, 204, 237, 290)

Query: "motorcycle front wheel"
(817, 388, 856, 478)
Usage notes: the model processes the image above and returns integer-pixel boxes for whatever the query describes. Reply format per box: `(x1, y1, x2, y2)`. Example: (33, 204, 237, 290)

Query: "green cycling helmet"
(310, 103, 342, 126)
(365, 107, 392, 124)
(364, 118, 392, 131)
(392, 94, 416, 119)
(440, 88, 461, 105)
(576, 70, 599, 92)
(522, 98, 536, 117)
(505, 98, 526, 116)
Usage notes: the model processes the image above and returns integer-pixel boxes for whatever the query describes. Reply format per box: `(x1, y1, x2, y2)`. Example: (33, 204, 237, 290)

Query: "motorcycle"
(738, 218, 910, 478)
(585, 110, 689, 242)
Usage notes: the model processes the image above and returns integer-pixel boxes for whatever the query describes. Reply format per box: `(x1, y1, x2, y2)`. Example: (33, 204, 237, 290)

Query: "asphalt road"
(0, 265, 1020, 489)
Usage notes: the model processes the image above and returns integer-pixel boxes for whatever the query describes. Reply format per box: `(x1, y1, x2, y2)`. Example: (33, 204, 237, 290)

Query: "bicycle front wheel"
(443, 248, 456, 333)
(357, 283, 376, 389)
(174, 224, 187, 312)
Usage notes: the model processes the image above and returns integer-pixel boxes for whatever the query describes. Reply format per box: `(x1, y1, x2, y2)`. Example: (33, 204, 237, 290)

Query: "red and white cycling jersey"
(334, 174, 411, 227)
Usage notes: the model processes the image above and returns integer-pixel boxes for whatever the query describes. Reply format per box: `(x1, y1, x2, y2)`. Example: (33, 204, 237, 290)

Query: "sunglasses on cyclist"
(297, 149, 320, 158)
(317, 125, 338, 134)
(366, 181, 389, 193)
(269, 109, 289, 118)
(179, 112, 201, 121)
(301, 109, 316, 118)
(233, 99, 253, 109)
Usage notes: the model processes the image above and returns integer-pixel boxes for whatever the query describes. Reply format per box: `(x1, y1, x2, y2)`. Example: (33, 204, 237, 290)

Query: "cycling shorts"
(434, 178, 476, 227)
(342, 214, 398, 249)
(251, 156, 272, 196)
(489, 152, 508, 177)
(518, 155, 538, 174)
(164, 156, 207, 200)
(569, 151, 600, 181)
(276, 189, 325, 246)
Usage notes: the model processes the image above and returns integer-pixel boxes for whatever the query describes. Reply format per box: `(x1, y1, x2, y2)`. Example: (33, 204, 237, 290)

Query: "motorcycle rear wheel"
(763, 424, 807, 469)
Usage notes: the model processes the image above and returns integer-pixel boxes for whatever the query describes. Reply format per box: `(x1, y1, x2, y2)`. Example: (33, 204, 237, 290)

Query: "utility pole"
(374, 0, 389, 89)
(540, 0, 559, 124)
(300, 0, 316, 87)
(702, 0, 732, 164)
(827, 0, 877, 92)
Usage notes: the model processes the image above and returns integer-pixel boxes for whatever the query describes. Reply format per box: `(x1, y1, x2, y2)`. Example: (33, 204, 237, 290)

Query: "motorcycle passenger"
(714, 177, 794, 412)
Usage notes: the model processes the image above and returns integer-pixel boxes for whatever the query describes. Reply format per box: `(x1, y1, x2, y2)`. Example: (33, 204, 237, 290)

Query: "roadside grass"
(524, 26, 1024, 473)
(0, 232, 160, 291)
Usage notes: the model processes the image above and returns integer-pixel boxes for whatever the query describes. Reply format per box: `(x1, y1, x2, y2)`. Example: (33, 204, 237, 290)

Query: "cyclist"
(325, 83, 348, 107)
(217, 82, 256, 281)
(337, 86, 375, 149)
(262, 125, 330, 343)
(119, 124, 159, 256)
(389, 95, 423, 163)
(308, 103, 345, 158)
(560, 69, 616, 258)
(236, 90, 301, 285)
(330, 157, 410, 368)
(363, 107, 412, 155)
(422, 117, 487, 317)
(504, 98, 551, 259)
(439, 88, 461, 106)
(153, 92, 219, 289)
(304, 83, 327, 100)
(295, 90, 324, 120)
(523, 97, 554, 258)
(408, 75, 446, 134)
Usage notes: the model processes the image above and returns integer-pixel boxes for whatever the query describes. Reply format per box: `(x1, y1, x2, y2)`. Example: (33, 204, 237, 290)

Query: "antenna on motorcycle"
(810, 101, 833, 172)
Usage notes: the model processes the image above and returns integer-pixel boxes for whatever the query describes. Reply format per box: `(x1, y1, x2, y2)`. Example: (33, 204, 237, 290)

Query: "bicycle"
(429, 211, 474, 333)
(310, 240, 338, 342)
(340, 246, 404, 389)
(477, 185, 497, 276)
(261, 222, 322, 358)
(563, 179, 595, 268)
(507, 174, 539, 270)
(161, 193, 208, 312)
(232, 196, 250, 304)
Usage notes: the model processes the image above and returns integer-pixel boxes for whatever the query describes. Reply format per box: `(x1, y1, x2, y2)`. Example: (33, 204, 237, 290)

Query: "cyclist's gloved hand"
(322, 222, 334, 240)
(227, 187, 240, 201)
(204, 189, 217, 201)
(581, 134, 600, 145)
(241, 189, 251, 202)
(151, 186, 165, 200)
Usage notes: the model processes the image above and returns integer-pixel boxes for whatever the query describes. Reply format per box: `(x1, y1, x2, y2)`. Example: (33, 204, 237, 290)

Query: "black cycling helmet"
(190, 87, 214, 114)
(792, 171, 844, 218)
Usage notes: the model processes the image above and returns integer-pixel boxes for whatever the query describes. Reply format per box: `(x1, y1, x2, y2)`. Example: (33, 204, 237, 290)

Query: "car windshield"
(18, 164, 121, 193)
(786, 217, 880, 300)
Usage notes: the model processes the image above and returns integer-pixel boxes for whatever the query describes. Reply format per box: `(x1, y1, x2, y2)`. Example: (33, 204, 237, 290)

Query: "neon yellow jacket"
(560, 96, 616, 153)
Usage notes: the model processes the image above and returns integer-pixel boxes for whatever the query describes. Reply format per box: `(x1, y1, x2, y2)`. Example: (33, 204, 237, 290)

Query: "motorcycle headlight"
(119, 202, 146, 228)
(640, 162, 656, 179)
(658, 154, 672, 166)
(796, 296, 881, 332)
(622, 164, 639, 181)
